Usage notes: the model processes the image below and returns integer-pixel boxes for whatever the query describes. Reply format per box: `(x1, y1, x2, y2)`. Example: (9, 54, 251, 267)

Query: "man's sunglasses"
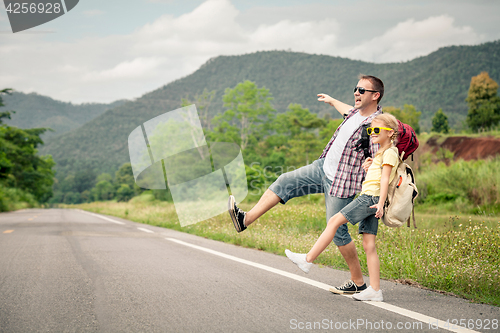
(367, 127, 392, 135)
(354, 86, 378, 94)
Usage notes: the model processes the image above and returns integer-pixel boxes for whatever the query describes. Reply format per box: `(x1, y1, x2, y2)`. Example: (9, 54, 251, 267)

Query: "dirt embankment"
(425, 136, 500, 161)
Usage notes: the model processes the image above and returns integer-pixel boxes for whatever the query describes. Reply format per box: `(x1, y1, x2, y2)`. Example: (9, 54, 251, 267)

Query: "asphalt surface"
(0, 208, 498, 332)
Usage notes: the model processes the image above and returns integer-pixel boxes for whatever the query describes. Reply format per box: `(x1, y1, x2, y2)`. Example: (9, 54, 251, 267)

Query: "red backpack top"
(355, 120, 419, 160)
(396, 120, 419, 160)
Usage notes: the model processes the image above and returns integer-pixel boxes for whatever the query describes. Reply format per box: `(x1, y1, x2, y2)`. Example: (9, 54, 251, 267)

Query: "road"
(0, 209, 498, 332)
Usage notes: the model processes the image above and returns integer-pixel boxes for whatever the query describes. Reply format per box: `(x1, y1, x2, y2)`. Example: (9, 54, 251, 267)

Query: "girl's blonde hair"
(372, 113, 398, 157)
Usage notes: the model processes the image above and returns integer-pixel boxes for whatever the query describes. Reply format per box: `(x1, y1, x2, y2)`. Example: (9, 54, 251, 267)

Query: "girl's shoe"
(285, 249, 312, 273)
(352, 286, 383, 301)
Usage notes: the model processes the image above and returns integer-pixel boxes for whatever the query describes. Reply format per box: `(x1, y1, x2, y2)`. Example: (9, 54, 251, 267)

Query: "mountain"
(40, 40, 500, 180)
(0, 91, 127, 139)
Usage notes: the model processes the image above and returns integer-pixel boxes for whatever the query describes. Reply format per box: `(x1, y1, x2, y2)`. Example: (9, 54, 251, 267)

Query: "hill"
(424, 135, 500, 161)
(40, 40, 500, 179)
(0, 91, 127, 139)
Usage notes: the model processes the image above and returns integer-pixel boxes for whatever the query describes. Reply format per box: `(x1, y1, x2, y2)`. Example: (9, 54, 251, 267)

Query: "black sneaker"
(329, 279, 367, 294)
(228, 195, 246, 233)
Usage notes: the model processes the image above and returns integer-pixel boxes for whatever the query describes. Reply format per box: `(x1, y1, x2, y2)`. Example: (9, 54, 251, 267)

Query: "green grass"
(67, 195, 500, 307)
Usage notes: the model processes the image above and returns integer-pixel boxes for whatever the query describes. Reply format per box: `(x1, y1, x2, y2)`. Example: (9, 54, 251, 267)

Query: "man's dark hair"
(359, 74, 384, 104)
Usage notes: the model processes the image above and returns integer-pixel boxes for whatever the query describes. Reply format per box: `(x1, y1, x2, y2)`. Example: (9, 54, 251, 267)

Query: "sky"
(0, 0, 499, 104)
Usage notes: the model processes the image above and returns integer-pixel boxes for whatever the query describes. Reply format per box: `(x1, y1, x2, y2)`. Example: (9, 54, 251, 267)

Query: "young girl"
(285, 113, 400, 302)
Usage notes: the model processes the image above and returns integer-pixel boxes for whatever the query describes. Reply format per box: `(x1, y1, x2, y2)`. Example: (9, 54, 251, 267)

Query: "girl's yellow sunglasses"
(367, 127, 392, 135)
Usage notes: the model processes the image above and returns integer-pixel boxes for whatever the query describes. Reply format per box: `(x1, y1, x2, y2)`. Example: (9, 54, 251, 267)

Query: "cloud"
(83, 57, 165, 82)
(248, 19, 338, 54)
(342, 15, 483, 63)
(130, 0, 338, 57)
(82, 10, 105, 17)
(0, 0, 486, 103)
(133, 0, 245, 53)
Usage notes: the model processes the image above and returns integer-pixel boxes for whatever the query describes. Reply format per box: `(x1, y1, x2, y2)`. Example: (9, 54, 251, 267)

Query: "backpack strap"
(412, 207, 417, 228)
(380, 148, 403, 170)
(408, 168, 418, 228)
(408, 206, 417, 228)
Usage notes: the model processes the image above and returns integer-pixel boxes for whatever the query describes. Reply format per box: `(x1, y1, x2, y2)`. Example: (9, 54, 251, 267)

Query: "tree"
(431, 109, 450, 134)
(114, 163, 135, 190)
(91, 180, 115, 201)
(63, 191, 81, 204)
(270, 103, 326, 167)
(0, 88, 14, 124)
(181, 89, 216, 132)
(319, 118, 343, 144)
(96, 173, 113, 182)
(60, 174, 76, 193)
(466, 72, 500, 132)
(0, 89, 14, 180)
(114, 162, 141, 198)
(0, 89, 55, 203)
(211, 81, 274, 151)
(74, 169, 96, 193)
(384, 104, 421, 134)
(116, 184, 134, 202)
(181, 90, 216, 160)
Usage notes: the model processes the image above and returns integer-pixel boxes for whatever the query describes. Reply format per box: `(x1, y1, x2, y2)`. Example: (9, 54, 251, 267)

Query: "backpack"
(396, 120, 419, 160)
(355, 120, 419, 161)
(381, 151, 419, 228)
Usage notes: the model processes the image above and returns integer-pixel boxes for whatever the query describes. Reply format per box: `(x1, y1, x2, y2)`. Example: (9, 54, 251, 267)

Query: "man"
(229, 75, 384, 294)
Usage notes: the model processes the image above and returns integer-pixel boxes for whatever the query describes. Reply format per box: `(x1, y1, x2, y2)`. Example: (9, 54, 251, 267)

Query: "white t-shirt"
(323, 112, 367, 181)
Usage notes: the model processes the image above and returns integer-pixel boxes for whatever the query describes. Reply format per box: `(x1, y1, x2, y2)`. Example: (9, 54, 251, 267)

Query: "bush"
(417, 157, 500, 213)
(0, 185, 38, 212)
(129, 191, 156, 203)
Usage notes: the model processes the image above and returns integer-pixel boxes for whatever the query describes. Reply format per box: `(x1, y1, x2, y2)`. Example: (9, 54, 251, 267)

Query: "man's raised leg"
(245, 189, 281, 226)
(228, 190, 281, 232)
(229, 160, 324, 233)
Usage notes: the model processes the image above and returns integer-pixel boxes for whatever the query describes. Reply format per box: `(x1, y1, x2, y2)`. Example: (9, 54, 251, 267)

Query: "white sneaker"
(352, 286, 383, 302)
(285, 249, 312, 273)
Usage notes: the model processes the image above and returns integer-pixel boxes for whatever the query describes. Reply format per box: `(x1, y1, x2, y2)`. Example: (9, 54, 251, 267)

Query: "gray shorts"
(268, 158, 355, 246)
(340, 194, 379, 236)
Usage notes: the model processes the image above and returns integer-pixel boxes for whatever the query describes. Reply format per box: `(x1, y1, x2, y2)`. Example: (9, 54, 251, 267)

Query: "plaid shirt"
(319, 106, 382, 198)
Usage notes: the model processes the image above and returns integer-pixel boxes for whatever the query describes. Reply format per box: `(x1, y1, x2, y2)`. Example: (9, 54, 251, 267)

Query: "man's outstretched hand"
(317, 93, 334, 105)
(317, 93, 353, 116)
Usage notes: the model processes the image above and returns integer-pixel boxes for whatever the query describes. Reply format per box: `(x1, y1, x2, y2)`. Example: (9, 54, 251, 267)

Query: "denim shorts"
(268, 158, 355, 246)
(340, 194, 379, 236)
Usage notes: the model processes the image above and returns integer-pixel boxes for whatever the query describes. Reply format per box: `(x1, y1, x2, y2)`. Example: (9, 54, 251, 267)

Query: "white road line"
(166, 237, 479, 333)
(137, 227, 154, 234)
(77, 210, 125, 225)
(167, 237, 334, 291)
